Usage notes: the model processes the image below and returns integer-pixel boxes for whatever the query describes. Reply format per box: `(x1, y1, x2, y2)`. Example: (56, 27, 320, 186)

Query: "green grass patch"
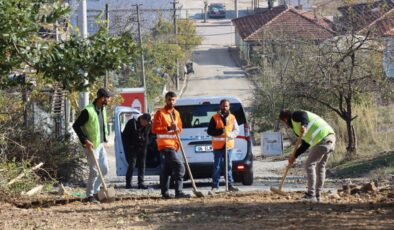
(330, 151, 394, 178)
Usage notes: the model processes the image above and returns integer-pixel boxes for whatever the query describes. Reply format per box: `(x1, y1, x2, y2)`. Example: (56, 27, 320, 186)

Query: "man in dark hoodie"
(122, 113, 152, 189)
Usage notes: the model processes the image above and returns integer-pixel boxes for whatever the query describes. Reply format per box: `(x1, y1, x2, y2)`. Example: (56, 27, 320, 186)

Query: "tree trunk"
(345, 119, 357, 159)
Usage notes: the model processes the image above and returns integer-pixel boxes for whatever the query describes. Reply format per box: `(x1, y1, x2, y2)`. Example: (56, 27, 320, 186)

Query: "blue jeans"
(85, 144, 109, 197)
(212, 149, 233, 189)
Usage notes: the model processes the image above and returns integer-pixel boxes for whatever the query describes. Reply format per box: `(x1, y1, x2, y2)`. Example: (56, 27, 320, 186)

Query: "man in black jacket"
(122, 113, 151, 189)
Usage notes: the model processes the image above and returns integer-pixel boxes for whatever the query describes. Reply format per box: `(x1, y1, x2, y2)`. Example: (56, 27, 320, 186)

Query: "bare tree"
(250, 1, 390, 158)
(286, 31, 383, 157)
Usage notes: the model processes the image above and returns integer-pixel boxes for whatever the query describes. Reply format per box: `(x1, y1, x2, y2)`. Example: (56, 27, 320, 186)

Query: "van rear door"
(114, 106, 141, 176)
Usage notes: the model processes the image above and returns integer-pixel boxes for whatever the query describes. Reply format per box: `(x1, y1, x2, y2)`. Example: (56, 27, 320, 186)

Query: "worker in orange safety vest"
(152, 91, 191, 199)
(207, 99, 240, 193)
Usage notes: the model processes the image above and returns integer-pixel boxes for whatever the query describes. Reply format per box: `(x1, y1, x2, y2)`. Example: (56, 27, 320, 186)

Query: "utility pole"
(204, 0, 208, 23)
(134, 4, 148, 112)
(172, 1, 179, 90)
(235, 0, 238, 18)
(268, 0, 273, 9)
(79, 0, 89, 109)
(104, 3, 109, 89)
(55, 20, 70, 137)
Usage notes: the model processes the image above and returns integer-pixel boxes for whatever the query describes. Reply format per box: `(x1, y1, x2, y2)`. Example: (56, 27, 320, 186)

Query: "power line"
(172, 1, 179, 90)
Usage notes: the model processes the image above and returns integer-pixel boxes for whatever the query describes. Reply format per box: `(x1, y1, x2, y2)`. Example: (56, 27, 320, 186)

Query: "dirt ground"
(1, 189, 393, 230)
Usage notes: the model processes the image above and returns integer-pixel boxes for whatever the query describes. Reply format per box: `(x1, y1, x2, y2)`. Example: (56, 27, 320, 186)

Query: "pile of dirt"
(0, 190, 393, 229)
(0, 189, 15, 203)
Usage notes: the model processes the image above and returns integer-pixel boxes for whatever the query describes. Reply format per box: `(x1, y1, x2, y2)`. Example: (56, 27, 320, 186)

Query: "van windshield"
(175, 103, 246, 128)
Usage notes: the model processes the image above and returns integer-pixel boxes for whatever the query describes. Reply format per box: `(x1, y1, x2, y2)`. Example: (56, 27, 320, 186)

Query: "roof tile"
(231, 5, 335, 42)
(337, 0, 394, 34)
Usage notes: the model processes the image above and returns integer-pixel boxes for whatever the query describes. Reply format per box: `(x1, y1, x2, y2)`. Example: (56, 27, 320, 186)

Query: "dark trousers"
(160, 149, 185, 195)
(125, 148, 147, 187)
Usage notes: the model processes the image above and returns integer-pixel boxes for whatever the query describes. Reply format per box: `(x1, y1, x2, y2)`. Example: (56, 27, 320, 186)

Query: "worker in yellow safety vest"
(279, 109, 336, 202)
(73, 88, 112, 203)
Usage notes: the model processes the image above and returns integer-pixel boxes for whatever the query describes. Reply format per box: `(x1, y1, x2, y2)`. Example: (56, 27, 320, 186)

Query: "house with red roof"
(334, 0, 394, 77)
(231, 4, 335, 64)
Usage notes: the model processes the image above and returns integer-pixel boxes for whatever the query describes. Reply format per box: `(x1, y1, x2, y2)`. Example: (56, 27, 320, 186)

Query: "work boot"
(301, 192, 317, 203)
(229, 186, 239, 192)
(316, 193, 321, 202)
(85, 196, 100, 204)
(138, 184, 148, 189)
(162, 192, 174, 199)
(125, 183, 132, 189)
(208, 187, 219, 195)
(175, 192, 191, 199)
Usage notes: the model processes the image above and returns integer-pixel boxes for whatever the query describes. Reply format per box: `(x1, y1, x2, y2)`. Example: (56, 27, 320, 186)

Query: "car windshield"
(175, 103, 246, 128)
(209, 4, 224, 10)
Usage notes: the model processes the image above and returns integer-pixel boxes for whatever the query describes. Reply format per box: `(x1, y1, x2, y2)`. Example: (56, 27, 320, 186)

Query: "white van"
(113, 106, 142, 176)
(114, 96, 253, 185)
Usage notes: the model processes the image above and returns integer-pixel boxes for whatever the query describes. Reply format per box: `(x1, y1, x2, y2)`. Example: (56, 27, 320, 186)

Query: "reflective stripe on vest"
(157, 134, 177, 139)
(82, 104, 107, 149)
(153, 108, 182, 151)
(211, 113, 235, 150)
(292, 111, 335, 147)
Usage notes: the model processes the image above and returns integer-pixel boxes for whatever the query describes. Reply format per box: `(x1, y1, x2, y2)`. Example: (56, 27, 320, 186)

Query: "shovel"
(170, 113, 204, 198)
(270, 135, 302, 196)
(89, 148, 116, 202)
(225, 136, 229, 192)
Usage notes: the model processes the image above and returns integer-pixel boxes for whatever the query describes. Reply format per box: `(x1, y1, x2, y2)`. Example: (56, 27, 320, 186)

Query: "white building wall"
(234, 31, 249, 62)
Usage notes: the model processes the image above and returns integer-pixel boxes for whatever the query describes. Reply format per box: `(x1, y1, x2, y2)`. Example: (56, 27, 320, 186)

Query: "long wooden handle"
(290, 135, 303, 159)
(225, 136, 229, 192)
(89, 148, 108, 193)
(278, 164, 291, 190)
(279, 135, 303, 190)
(169, 113, 198, 191)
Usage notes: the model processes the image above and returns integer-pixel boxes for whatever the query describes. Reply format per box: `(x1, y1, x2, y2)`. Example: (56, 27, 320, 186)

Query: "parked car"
(208, 3, 226, 18)
(114, 96, 254, 185)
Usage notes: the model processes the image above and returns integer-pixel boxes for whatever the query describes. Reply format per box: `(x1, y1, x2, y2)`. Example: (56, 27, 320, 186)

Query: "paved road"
(182, 19, 253, 106)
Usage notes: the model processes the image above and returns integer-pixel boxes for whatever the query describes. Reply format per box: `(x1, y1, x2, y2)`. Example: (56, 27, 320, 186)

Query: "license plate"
(195, 145, 213, 153)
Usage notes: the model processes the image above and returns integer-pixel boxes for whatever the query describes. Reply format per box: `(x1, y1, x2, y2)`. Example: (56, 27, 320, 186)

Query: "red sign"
(118, 88, 145, 112)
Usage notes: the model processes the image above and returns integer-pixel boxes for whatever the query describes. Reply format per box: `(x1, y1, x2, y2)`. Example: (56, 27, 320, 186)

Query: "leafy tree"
(177, 19, 203, 52)
(143, 17, 201, 100)
(0, 0, 69, 84)
(0, 0, 139, 184)
(35, 27, 137, 92)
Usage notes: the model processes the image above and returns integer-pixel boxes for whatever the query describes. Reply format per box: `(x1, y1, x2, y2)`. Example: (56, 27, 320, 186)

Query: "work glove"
(168, 123, 178, 131)
(288, 154, 296, 165)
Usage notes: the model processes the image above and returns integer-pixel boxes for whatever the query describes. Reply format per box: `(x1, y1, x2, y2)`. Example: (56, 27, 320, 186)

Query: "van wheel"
(242, 170, 253, 185)
(233, 174, 241, 183)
